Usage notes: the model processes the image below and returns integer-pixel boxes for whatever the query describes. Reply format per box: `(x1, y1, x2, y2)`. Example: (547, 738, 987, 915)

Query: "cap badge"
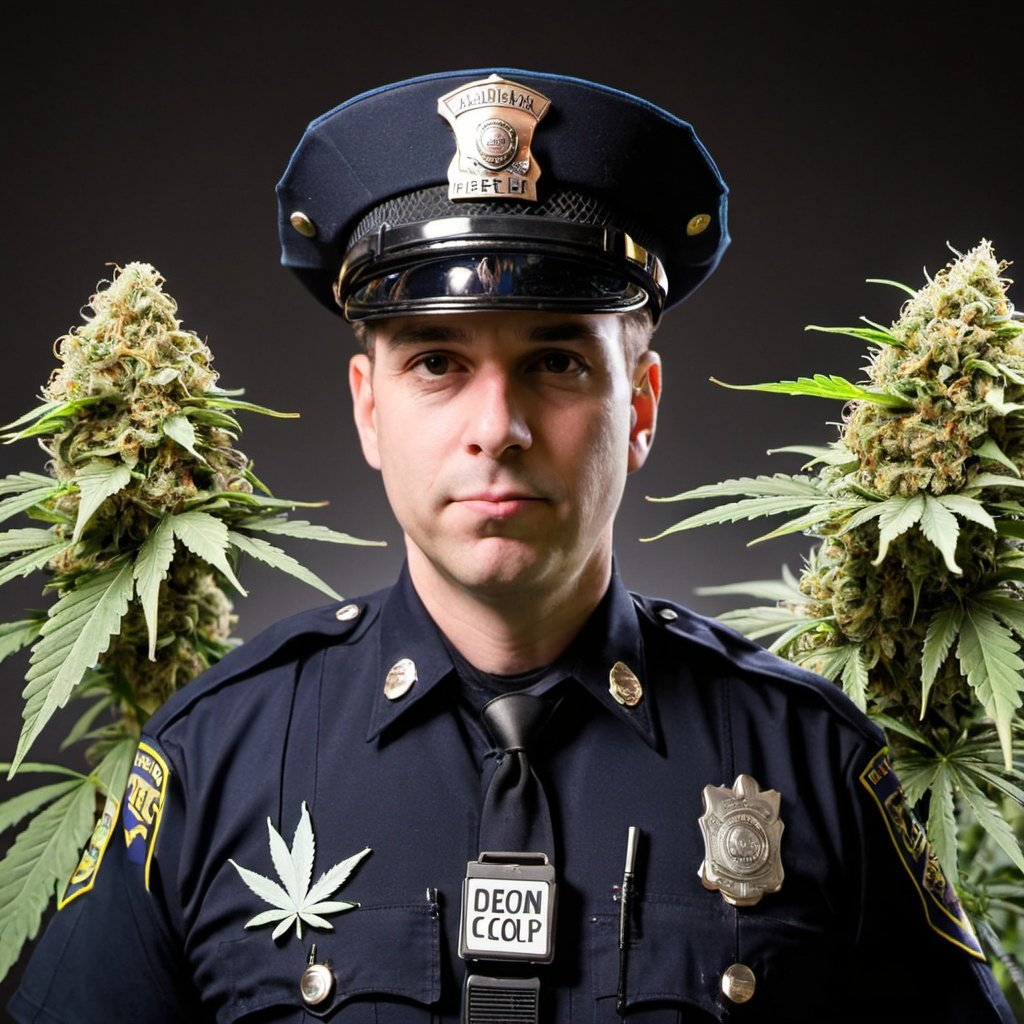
(698, 774, 784, 906)
(438, 74, 551, 202)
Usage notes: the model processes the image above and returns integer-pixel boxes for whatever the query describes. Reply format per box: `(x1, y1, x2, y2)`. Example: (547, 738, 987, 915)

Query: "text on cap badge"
(438, 74, 551, 203)
(698, 774, 784, 907)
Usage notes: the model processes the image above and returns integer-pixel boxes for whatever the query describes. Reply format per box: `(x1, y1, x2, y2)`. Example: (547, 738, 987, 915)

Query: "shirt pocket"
(589, 893, 844, 1023)
(217, 901, 440, 1022)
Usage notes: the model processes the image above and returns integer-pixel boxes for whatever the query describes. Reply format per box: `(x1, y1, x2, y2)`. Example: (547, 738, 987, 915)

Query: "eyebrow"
(384, 320, 603, 347)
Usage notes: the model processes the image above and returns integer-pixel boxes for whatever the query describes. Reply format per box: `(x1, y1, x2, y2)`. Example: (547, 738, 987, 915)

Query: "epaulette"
(142, 590, 385, 735)
(631, 592, 885, 746)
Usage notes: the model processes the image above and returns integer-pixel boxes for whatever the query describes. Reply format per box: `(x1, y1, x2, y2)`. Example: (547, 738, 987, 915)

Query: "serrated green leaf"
(0, 780, 83, 836)
(873, 495, 925, 566)
(0, 541, 71, 588)
(305, 846, 371, 906)
(973, 438, 1020, 477)
(188, 397, 299, 418)
(967, 473, 1024, 494)
(716, 606, 817, 642)
(229, 802, 369, 943)
(767, 443, 859, 468)
(648, 474, 825, 504)
(748, 501, 862, 544)
(235, 517, 385, 547)
(0, 618, 44, 666)
(60, 694, 115, 751)
(0, 396, 108, 441)
(72, 459, 132, 542)
(244, 907, 292, 929)
(0, 473, 56, 497)
(0, 528, 60, 558)
(935, 494, 996, 532)
(794, 644, 854, 683)
(804, 323, 907, 349)
(228, 531, 340, 600)
(767, 617, 826, 655)
(642, 496, 829, 542)
(918, 495, 962, 574)
(0, 484, 64, 528)
(869, 712, 930, 747)
(230, 858, 292, 909)
(0, 780, 96, 979)
(188, 491, 327, 512)
(170, 511, 246, 596)
(980, 593, 1024, 640)
(710, 373, 911, 408)
(840, 646, 869, 710)
(695, 577, 806, 604)
(162, 413, 207, 464)
(134, 517, 177, 659)
(920, 606, 963, 714)
(12, 562, 135, 775)
(956, 604, 1024, 769)
(955, 772, 1024, 874)
(91, 737, 136, 800)
(926, 766, 958, 882)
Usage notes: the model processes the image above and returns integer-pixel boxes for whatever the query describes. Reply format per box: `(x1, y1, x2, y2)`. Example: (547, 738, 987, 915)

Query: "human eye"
(409, 352, 457, 377)
(531, 350, 588, 375)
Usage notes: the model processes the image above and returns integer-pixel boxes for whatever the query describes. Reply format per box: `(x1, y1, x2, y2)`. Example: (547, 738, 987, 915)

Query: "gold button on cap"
(608, 661, 642, 706)
(384, 658, 417, 700)
(290, 211, 317, 238)
(335, 603, 360, 622)
(686, 213, 711, 236)
(300, 962, 335, 1006)
(721, 963, 756, 1004)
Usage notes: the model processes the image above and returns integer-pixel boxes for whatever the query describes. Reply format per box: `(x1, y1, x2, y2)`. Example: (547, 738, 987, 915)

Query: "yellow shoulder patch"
(123, 740, 170, 890)
(859, 748, 983, 958)
(58, 791, 121, 909)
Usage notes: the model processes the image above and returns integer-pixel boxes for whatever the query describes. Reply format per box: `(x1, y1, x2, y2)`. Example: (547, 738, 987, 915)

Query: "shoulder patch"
(58, 791, 121, 908)
(859, 749, 983, 958)
(123, 741, 170, 889)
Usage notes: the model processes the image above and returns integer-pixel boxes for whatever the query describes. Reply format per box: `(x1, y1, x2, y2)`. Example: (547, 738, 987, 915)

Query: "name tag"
(459, 853, 556, 963)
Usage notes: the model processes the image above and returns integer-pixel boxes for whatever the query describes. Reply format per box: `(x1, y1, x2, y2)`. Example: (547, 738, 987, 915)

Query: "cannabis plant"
(0, 263, 380, 979)
(647, 240, 1024, 996)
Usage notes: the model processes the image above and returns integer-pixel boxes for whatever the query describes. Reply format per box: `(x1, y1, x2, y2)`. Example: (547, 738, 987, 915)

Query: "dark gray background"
(3, 0, 1023, 1008)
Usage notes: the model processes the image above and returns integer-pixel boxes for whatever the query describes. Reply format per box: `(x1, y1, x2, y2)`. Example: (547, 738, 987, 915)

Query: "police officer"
(8, 68, 1016, 1023)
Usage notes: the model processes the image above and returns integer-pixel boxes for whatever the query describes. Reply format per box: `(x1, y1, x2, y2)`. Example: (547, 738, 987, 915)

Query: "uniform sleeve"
(848, 746, 1016, 1023)
(7, 739, 201, 1024)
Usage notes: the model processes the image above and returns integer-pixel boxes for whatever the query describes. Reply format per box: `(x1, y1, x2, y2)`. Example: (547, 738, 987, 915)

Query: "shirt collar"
(366, 561, 658, 750)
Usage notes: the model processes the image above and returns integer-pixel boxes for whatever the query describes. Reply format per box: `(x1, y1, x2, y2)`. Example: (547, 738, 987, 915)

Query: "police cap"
(277, 68, 729, 325)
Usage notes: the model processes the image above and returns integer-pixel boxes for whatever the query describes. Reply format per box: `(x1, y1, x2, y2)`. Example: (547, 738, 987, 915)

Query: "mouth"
(453, 492, 547, 519)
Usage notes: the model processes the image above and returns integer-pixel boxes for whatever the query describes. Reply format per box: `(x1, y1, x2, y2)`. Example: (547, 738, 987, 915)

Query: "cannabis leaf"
(229, 802, 370, 941)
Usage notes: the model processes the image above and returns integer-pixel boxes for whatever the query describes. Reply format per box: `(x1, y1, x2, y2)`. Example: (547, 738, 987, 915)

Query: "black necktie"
(478, 691, 559, 859)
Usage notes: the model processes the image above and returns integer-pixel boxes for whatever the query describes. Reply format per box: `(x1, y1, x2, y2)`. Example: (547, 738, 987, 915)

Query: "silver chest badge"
(698, 774, 784, 906)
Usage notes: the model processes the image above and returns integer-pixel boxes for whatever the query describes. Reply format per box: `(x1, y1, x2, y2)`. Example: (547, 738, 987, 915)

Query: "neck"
(406, 549, 612, 675)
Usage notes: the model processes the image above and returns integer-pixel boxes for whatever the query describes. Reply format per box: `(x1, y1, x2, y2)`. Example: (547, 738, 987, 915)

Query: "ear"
(349, 352, 382, 470)
(627, 350, 661, 473)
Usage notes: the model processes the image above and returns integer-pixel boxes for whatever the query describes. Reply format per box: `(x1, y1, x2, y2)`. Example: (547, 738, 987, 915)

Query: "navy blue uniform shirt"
(9, 564, 1015, 1022)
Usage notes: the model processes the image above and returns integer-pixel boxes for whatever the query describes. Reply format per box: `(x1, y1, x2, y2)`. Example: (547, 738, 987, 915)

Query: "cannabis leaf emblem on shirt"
(229, 801, 371, 941)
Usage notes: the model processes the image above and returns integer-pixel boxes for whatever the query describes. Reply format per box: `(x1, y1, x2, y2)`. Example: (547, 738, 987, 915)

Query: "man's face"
(348, 310, 660, 604)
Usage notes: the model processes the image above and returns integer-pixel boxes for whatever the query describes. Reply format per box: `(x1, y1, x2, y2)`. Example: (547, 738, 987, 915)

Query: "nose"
(463, 370, 532, 457)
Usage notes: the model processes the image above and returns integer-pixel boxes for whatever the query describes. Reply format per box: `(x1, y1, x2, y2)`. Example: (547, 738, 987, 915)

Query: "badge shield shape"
(698, 774, 784, 907)
(438, 75, 552, 201)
